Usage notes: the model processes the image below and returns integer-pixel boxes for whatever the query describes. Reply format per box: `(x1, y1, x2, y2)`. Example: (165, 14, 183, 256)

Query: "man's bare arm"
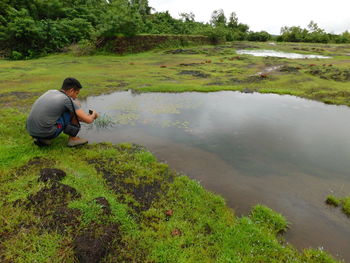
(75, 109, 98, 124)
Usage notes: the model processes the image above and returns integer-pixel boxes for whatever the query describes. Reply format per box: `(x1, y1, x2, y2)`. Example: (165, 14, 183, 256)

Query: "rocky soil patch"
(15, 168, 81, 233)
(10, 164, 123, 263)
(88, 157, 173, 215)
(307, 65, 350, 81)
(73, 223, 120, 263)
(279, 65, 301, 73)
(178, 63, 202, 67)
(164, 49, 200, 55)
(178, 70, 210, 78)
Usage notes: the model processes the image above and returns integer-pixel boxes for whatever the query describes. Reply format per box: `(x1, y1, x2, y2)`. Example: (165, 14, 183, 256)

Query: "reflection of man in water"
(26, 77, 99, 147)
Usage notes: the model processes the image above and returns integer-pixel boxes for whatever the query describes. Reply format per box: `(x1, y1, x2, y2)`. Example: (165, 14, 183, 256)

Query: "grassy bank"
(96, 34, 213, 54)
(1, 41, 348, 262)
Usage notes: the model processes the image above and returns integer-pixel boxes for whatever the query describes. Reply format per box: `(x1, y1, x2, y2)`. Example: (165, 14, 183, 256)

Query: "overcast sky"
(148, 0, 350, 35)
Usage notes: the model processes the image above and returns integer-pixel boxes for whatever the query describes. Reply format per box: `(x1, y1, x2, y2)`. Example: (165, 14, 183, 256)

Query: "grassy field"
(1, 41, 349, 262)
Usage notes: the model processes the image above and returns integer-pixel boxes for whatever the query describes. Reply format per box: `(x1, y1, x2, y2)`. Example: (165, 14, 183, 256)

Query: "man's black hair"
(61, 77, 82, 91)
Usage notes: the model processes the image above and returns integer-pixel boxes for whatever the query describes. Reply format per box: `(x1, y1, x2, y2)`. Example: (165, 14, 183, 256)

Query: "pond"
(80, 90, 350, 261)
(236, 49, 331, 59)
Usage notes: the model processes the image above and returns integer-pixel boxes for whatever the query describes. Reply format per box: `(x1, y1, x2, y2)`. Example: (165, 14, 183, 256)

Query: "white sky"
(148, 0, 350, 35)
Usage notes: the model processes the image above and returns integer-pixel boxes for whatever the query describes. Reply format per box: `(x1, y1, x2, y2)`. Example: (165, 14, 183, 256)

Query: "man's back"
(26, 90, 79, 138)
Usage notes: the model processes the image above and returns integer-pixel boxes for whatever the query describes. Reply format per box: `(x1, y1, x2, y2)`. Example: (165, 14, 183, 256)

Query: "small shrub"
(10, 51, 23, 60)
(69, 40, 96, 56)
(325, 195, 340, 206)
(202, 27, 226, 44)
(250, 204, 288, 233)
(247, 31, 271, 42)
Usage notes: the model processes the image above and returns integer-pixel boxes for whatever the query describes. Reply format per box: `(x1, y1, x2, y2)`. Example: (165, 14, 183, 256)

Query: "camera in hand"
(89, 110, 93, 115)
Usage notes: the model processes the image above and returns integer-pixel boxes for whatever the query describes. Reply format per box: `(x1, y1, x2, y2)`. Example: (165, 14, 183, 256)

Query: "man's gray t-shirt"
(26, 90, 81, 138)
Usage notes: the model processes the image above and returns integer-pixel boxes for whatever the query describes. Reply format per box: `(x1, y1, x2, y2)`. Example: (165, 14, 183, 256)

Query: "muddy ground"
(10, 165, 121, 263)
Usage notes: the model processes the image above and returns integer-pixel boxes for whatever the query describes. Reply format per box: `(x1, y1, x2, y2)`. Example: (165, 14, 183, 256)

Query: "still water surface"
(81, 91, 350, 261)
(237, 49, 331, 59)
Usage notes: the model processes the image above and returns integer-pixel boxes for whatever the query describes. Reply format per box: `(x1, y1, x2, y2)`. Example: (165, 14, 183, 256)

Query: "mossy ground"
(1, 41, 348, 262)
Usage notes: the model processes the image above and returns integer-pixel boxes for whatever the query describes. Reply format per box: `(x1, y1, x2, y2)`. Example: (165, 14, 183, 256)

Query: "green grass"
(2, 229, 62, 263)
(250, 204, 289, 234)
(1, 41, 348, 262)
(342, 196, 350, 216)
(1, 41, 350, 107)
(342, 197, 350, 216)
(326, 195, 350, 217)
(326, 195, 341, 207)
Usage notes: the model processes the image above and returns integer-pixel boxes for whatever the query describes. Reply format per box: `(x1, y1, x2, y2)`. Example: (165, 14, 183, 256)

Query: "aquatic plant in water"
(93, 113, 115, 128)
(114, 112, 140, 125)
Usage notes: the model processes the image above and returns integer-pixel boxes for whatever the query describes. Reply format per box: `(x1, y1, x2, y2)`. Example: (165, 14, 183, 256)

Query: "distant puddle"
(237, 49, 331, 59)
(81, 91, 350, 261)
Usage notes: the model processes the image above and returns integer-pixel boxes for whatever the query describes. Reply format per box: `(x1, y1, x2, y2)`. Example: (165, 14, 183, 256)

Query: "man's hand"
(89, 109, 99, 119)
(92, 110, 99, 120)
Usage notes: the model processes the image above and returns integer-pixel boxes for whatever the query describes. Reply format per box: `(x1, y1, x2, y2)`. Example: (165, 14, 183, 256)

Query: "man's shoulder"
(41, 89, 58, 96)
(46, 89, 62, 95)
(37, 90, 67, 105)
(42, 90, 66, 99)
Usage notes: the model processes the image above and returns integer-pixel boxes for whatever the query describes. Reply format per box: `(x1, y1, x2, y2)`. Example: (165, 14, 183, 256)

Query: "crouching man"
(26, 77, 98, 147)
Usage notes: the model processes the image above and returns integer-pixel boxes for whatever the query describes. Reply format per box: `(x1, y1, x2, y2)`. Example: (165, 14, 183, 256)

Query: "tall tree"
(210, 9, 226, 27)
(227, 12, 238, 29)
(179, 12, 195, 22)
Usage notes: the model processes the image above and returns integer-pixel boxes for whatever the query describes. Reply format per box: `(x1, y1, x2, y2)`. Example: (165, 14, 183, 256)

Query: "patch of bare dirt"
(230, 43, 259, 49)
(73, 223, 120, 263)
(307, 66, 350, 81)
(105, 81, 129, 89)
(178, 63, 202, 67)
(0, 91, 37, 99)
(178, 70, 210, 78)
(13, 167, 81, 233)
(164, 49, 200, 55)
(205, 82, 225, 86)
(279, 65, 301, 73)
(6, 160, 125, 262)
(21, 181, 81, 232)
(93, 197, 111, 216)
(39, 168, 66, 182)
(87, 157, 173, 214)
(10, 157, 55, 179)
(244, 75, 269, 83)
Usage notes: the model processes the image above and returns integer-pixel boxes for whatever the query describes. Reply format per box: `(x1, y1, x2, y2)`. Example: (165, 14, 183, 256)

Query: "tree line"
(0, 0, 349, 59)
(278, 21, 350, 43)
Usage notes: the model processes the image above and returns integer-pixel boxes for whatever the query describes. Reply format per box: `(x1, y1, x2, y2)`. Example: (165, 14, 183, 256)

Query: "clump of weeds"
(91, 113, 115, 129)
(326, 195, 350, 217)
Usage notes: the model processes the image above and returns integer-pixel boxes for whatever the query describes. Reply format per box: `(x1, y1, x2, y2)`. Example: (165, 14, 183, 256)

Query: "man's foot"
(67, 137, 88, 147)
(34, 138, 52, 147)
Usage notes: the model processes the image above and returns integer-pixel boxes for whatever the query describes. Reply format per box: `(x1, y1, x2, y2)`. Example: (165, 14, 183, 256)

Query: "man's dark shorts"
(39, 112, 71, 139)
